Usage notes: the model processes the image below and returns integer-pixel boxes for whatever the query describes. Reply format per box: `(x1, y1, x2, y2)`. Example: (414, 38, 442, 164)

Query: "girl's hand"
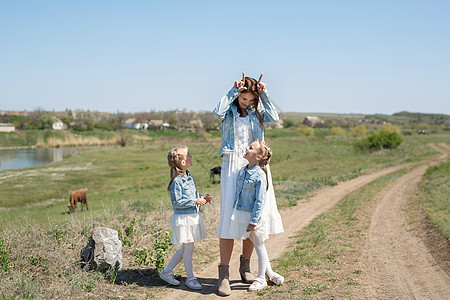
(256, 73, 266, 93)
(246, 224, 256, 232)
(204, 194, 212, 204)
(196, 197, 207, 206)
(234, 72, 247, 91)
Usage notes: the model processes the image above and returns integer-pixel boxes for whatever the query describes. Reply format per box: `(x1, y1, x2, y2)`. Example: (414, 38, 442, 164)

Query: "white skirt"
(217, 153, 284, 239)
(170, 212, 206, 245)
(227, 208, 269, 241)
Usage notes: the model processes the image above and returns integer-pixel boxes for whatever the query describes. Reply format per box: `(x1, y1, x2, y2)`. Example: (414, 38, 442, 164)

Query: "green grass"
(1, 134, 447, 225)
(417, 161, 450, 238)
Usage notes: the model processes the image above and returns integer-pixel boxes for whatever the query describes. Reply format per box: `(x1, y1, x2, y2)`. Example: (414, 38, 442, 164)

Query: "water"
(0, 148, 81, 171)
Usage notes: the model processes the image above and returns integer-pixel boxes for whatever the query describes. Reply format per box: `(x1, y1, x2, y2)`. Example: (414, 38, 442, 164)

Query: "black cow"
(210, 166, 221, 183)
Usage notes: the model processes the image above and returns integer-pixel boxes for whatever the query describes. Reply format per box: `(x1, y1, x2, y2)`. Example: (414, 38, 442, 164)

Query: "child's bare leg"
(220, 238, 234, 266)
(242, 238, 254, 258)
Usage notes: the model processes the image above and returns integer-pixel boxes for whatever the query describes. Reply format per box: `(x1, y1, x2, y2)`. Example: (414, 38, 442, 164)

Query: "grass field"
(0, 131, 448, 299)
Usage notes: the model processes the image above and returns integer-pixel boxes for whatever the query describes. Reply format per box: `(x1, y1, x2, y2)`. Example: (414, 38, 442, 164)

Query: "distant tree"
(37, 114, 55, 130)
(283, 119, 295, 128)
(323, 119, 334, 128)
(199, 113, 219, 131)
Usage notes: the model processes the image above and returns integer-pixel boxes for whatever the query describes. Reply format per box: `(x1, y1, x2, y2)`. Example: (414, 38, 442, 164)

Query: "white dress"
(216, 115, 284, 240)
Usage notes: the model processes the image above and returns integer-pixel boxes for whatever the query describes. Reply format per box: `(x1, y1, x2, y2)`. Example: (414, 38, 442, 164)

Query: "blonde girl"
(159, 146, 212, 290)
(226, 140, 284, 291)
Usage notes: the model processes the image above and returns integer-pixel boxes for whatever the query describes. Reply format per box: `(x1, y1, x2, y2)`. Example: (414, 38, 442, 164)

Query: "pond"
(0, 148, 81, 171)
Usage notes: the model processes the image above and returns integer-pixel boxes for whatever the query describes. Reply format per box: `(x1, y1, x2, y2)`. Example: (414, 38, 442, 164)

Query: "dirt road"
(159, 144, 449, 299)
(359, 146, 450, 299)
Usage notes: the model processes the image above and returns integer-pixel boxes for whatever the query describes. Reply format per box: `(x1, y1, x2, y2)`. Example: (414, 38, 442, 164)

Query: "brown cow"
(69, 189, 88, 213)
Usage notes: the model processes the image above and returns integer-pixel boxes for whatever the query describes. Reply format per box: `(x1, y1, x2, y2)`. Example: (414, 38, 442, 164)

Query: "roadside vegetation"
(416, 161, 450, 238)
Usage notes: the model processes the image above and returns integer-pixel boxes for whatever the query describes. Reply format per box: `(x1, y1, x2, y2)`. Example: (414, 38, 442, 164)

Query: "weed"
(153, 231, 172, 273)
(0, 237, 10, 272)
(47, 224, 66, 245)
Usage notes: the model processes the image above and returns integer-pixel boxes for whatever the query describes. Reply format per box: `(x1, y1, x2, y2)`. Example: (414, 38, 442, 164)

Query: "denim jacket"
(234, 165, 267, 225)
(169, 170, 202, 215)
(213, 86, 279, 157)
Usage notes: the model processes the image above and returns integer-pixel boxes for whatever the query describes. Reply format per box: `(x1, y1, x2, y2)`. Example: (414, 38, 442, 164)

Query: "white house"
(52, 118, 67, 130)
(123, 118, 149, 130)
(0, 123, 15, 132)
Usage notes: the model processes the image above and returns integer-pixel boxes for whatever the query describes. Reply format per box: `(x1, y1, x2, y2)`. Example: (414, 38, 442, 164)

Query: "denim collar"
(177, 170, 192, 181)
(245, 164, 261, 175)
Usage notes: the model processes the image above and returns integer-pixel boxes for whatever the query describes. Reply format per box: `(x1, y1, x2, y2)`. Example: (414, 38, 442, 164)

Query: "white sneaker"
(159, 272, 181, 286)
(248, 277, 267, 291)
(185, 277, 202, 290)
(268, 272, 284, 285)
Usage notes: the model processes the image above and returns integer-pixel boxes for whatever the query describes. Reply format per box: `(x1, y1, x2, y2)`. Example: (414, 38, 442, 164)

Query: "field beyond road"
(0, 132, 449, 299)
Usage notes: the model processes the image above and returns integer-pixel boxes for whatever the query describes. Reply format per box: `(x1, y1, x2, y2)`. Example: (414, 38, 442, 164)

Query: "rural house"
(0, 123, 15, 132)
(52, 118, 67, 130)
(123, 118, 149, 130)
(302, 116, 323, 128)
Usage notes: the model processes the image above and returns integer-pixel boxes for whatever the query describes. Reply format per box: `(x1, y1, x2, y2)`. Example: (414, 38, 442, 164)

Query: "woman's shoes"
(268, 272, 284, 286)
(248, 277, 267, 291)
(185, 277, 202, 290)
(159, 272, 181, 286)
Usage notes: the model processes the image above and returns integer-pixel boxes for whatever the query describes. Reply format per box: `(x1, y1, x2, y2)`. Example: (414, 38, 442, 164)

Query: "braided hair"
(256, 140, 272, 190)
(167, 146, 188, 191)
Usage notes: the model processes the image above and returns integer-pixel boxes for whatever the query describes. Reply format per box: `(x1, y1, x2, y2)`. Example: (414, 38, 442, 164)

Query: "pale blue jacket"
(169, 170, 202, 215)
(213, 86, 279, 157)
(234, 165, 267, 225)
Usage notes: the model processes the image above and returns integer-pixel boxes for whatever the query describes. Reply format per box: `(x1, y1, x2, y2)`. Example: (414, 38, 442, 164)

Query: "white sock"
(163, 244, 184, 273)
(250, 233, 269, 280)
(182, 242, 195, 279)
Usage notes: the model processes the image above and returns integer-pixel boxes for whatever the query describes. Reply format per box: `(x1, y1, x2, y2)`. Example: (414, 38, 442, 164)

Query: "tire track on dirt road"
(359, 144, 450, 299)
(161, 163, 411, 299)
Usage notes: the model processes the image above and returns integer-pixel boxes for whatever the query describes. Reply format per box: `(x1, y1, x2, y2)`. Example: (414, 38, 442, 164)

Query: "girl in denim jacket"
(213, 73, 283, 296)
(227, 140, 284, 291)
(159, 146, 212, 290)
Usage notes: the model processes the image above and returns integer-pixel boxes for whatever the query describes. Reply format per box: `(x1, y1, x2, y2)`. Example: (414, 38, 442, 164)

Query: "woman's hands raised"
(256, 73, 266, 93)
(234, 72, 266, 93)
(234, 72, 247, 91)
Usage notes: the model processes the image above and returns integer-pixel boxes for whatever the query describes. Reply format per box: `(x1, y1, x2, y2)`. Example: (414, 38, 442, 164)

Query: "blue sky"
(1, 1, 449, 115)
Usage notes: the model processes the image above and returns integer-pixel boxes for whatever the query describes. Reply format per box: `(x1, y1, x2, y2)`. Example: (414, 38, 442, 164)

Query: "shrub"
(354, 131, 403, 152)
(350, 124, 367, 136)
(331, 126, 346, 136)
(297, 126, 314, 136)
(283, 119, 296, 128)
(379, 124, 401, 134)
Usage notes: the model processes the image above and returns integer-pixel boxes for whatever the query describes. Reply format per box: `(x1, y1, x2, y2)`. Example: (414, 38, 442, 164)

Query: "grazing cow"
(69, 189, 88, 213)
(210, 166, 221, 183)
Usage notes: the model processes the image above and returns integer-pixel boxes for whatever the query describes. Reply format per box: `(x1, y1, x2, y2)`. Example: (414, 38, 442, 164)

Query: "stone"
(81, 227, 122, 271)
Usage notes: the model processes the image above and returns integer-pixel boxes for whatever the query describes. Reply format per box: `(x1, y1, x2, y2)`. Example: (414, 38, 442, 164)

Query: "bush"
(331, 126, 346, 136)
(350, 124, 367, 136)
(354, 131, 403, 152)
(297, 126, 314, 136)
(283, 119, 296, 128)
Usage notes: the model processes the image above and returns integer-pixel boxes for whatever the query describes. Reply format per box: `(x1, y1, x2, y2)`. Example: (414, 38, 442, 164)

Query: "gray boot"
(239, 255, 255, 284)
(218, 265, 231, 296)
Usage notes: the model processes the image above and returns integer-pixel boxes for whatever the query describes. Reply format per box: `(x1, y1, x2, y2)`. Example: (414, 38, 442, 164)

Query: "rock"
(81, 227, 122, 271)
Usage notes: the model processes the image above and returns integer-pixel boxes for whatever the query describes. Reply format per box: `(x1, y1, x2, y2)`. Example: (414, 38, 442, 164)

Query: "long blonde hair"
(167, 146, 187, 191)
(256, 140, 272, 190)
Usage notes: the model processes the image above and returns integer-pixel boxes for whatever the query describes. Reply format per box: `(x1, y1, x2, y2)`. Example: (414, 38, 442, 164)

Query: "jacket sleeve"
(250, 178, 267, 225)
(169, 180, 196, 209)
(213, 86, 240, 120)
(259, 89, 279, 124)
